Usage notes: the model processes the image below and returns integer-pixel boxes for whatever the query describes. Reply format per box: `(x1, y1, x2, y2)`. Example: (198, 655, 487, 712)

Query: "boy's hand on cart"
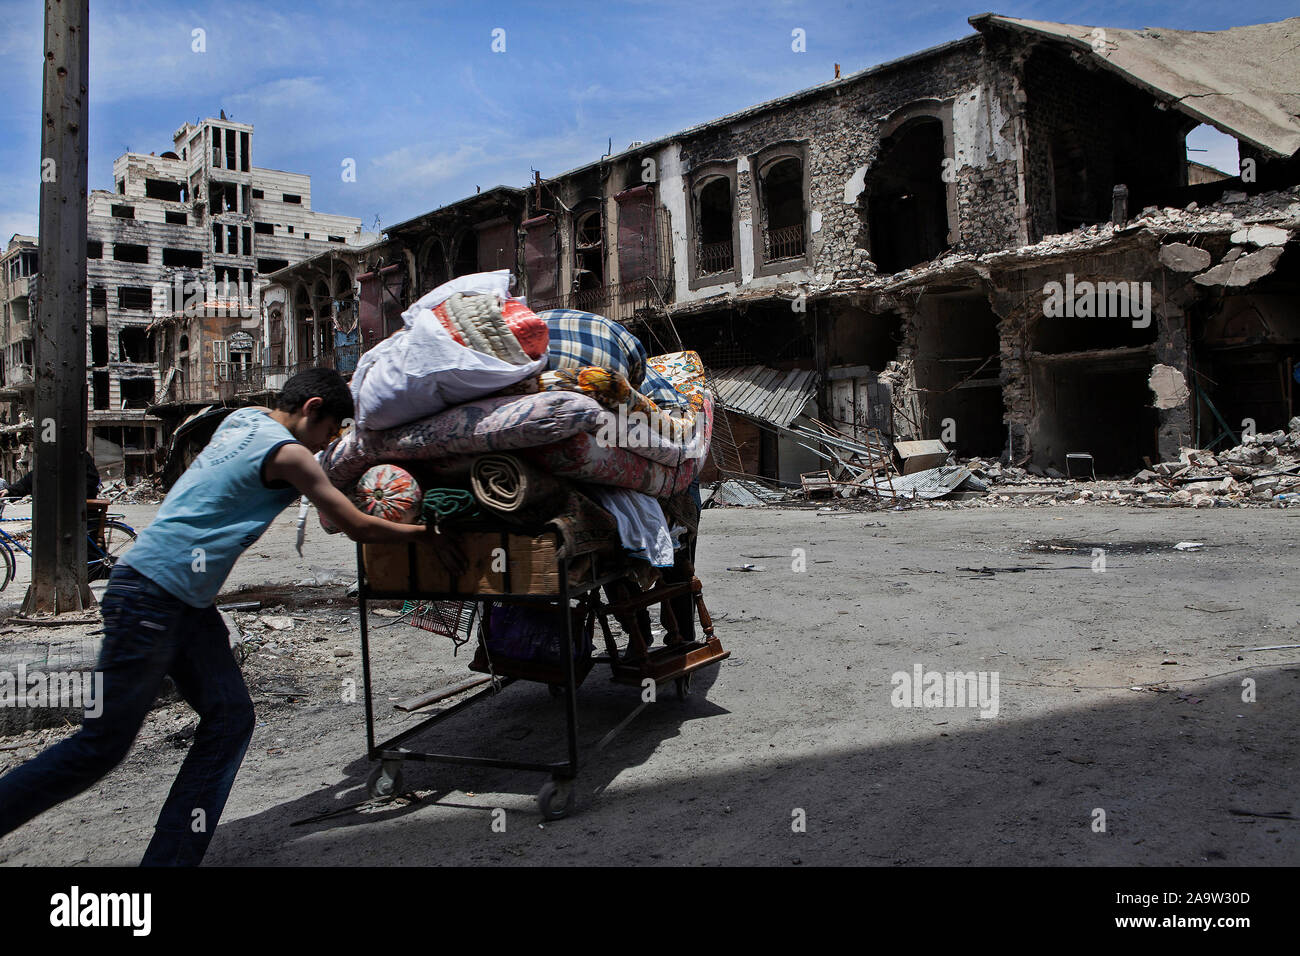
(270, 444, 445, 546)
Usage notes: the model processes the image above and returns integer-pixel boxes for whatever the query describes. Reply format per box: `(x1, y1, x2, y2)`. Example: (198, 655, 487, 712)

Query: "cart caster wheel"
(675, 673, 693, 700)
(537, 778, 574, 820)
(367, 762, 404, 801)
(548, 683, 565, 699)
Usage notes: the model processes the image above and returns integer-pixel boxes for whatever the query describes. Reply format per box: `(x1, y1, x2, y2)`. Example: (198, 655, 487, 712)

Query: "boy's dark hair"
(275, 367, 354, 422)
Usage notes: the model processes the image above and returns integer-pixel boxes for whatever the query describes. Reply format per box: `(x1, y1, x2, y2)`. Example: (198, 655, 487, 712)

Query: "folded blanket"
(432, 293, 548, 362)
(322, 390, 608, 489)
(541, 365, 702, 447)
(540, 309, 648, 386)
(520, 431, 704, 497)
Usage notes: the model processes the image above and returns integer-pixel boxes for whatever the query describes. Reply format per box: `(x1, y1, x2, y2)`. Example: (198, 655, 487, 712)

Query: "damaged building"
(0, 235, 39, 479)
(2, 117, 372, 483)
(256, 13, 1300, 483)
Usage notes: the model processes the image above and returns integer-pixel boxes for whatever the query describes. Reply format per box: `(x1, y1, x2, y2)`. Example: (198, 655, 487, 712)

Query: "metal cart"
(355, 527, 727, 819)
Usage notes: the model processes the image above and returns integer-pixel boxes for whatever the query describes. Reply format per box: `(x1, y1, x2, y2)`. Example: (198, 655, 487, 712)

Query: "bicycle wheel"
(88, 520, 138, 581)
(0, 540, 14, 592)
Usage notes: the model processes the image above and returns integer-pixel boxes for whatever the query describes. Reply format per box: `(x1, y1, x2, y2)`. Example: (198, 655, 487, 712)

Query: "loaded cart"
(355, 523, 727, 819)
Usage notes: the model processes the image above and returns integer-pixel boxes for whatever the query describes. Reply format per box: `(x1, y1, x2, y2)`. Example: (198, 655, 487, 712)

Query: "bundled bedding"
(350, 276, 549, 431)
(322, 389, 609, 489)
(321, 277, 714, 567)
(470, 453, 570, 527)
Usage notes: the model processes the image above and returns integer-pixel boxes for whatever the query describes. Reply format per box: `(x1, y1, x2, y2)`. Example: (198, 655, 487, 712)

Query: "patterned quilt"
(647, 350, 708, 410)
(322, 389, 608, 489)
(540, 365, 712, 466)
(432, 293, 548, 362)
(521, 431, 705, 497)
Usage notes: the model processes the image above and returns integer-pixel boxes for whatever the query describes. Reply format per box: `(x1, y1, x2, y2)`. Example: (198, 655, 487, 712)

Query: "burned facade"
(268, 13, 1300, 482)
(2, 117, 370, 482)
(0, 235, 39, 479)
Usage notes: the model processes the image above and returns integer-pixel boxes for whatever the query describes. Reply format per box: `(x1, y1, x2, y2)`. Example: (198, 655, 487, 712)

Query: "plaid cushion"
(538, 309, 647, 388)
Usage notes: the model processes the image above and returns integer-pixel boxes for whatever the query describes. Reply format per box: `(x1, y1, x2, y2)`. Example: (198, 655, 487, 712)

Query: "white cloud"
(371, 141, 490, 190)
(229, 76, 338, 113)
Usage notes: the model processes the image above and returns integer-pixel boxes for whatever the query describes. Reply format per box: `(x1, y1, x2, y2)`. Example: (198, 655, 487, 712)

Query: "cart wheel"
(537, 778, 574, 820)
(675, 672, 694, 700)
(366, 761, 404, 801)
(547, 683, 565, 699)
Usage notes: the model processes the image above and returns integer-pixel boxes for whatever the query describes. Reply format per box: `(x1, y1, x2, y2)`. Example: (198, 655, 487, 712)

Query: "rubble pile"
(709, 416, 1300, 511)
(105, 479, 164, 503)
(957, 416, 1300, 509)
(1124, 420, 1300, 508)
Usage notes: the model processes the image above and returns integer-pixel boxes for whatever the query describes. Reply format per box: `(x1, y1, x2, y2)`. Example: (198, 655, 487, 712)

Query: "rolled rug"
(470, 453, 569, 527)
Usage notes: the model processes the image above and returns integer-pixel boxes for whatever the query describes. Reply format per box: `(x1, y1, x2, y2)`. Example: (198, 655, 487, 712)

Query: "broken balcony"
(528, 277, 666, 326)
(697, 239, 734, 276)
(762, 223, 806, 262)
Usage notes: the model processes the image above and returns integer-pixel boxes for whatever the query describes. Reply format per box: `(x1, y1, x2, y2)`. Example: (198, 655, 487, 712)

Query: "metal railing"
(763, 222, 806, 261)
(697, 239, 734, 275)
(530, 277, 668, 324)
(207, 346, 365, 399)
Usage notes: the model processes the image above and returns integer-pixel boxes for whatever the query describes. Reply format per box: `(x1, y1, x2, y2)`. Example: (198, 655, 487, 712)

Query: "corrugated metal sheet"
(709, 366, 817, 429)
(708, 479, 790, 508)
(864, 465, 973, 500)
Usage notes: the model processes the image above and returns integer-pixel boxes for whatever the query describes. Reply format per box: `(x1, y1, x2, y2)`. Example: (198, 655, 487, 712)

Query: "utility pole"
(25, 0, 91, 615)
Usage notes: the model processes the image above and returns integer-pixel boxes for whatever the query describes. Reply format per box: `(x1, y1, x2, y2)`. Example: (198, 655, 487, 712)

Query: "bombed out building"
(268, 13, 1300, 482)
(1, 117, 371, 483)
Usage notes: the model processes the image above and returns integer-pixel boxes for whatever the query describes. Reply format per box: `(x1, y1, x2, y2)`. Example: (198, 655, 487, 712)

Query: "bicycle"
(0, 494, 138, 591)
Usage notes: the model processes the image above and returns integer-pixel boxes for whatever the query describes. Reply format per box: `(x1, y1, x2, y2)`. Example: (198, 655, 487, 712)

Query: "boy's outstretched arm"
(264, 443, 465, 572)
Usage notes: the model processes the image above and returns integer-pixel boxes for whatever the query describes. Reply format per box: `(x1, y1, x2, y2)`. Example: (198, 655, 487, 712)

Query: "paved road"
(1, 503, 1298, 865)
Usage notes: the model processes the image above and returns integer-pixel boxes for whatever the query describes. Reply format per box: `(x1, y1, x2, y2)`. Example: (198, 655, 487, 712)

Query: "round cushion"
(354, 464, 423, 523)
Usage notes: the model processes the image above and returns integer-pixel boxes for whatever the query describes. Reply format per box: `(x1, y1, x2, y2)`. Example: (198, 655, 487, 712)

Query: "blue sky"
(0, 0, 1294, 242)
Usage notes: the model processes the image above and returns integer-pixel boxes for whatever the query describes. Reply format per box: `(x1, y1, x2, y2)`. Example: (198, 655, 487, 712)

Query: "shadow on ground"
(206, 662, 1300, 866)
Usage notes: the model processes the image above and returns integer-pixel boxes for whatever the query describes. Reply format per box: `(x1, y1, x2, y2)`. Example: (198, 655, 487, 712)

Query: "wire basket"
(401, 600, 478, 652)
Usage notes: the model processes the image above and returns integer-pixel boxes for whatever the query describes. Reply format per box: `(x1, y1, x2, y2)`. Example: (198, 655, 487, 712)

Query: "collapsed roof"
(971, 13, 1300, 158)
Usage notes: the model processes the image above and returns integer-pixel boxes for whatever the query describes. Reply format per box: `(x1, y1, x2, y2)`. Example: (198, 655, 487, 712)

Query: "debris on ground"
(705, 415, 1300, 512)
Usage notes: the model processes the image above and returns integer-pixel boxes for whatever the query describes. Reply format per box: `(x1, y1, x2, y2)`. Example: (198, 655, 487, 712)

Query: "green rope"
(422, 488, 482, 528)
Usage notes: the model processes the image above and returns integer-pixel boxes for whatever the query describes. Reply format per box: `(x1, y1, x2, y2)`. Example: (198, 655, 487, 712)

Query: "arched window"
(420, 238, 448, 293)
(867, 114, 950, 273)
(314, 280, 333, 360)
(752, 143, 809, 273)
(267, 307, 285, 366)
(294, 285, 313, 364)
(572, 206, 604, 310)
(689, 164, 737, 288)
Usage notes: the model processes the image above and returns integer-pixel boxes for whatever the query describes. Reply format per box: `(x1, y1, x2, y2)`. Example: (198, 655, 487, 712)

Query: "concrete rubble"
(708, 415, 1300, 511)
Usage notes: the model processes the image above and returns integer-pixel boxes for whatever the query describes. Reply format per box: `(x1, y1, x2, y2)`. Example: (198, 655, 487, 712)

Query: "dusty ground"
(1, 501, 1298, 866)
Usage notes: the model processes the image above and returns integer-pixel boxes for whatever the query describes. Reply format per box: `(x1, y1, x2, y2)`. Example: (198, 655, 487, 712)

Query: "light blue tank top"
(120, 407, 302, 607)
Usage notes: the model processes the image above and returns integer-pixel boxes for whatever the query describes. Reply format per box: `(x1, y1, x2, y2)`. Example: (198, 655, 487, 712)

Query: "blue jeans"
(0, 564, 255, 865)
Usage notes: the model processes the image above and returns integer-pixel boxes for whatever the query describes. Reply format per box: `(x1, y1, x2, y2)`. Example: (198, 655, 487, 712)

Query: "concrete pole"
(25, 0, 92, 614)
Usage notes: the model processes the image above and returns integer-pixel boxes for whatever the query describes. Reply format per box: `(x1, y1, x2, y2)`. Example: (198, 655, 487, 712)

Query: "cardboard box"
(363, 530, 569, 596)
(893, 439, 950, 475)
